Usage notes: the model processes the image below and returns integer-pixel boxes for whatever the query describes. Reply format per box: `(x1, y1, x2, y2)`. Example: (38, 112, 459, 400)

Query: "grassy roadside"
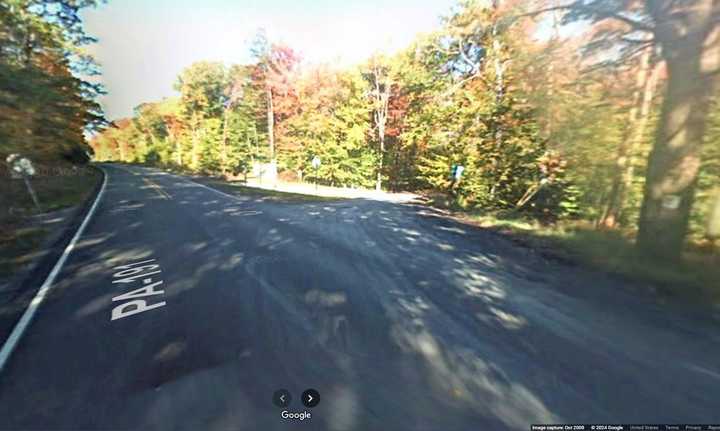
(0, 165, 102, 279)
(427, 197, 720, 305)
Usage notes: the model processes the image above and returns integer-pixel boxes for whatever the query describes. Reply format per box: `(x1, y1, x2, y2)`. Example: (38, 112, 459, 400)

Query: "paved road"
(0, 164, 719, 430)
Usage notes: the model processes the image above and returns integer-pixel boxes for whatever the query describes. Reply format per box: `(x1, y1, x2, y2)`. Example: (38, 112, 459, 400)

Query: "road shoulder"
(0, 165, 105, 342)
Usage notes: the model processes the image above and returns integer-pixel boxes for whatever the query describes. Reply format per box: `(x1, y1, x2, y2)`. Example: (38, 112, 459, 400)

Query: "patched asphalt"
(0, 164, 718, 430)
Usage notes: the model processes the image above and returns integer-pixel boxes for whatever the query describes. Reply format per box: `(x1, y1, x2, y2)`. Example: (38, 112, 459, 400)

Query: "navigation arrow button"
(273, 389, 291, 408)
(301, 389, 320, 408)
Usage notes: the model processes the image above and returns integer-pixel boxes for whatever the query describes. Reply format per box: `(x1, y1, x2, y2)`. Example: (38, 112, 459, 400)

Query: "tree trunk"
(191, 128, 199, 170)
(221, 107, 230, 175)
(371, 64, 390, 192)
(636, 0, 720, 260)
(166, 126, 181, 166)
(190, 113, 200, 170)
(489, 0, 506, 198)
(376, 134, 384, 191)
(492, 35, 505, 153)
(707, 189, 720, 239)
(266, 85, 275, 160)
(601, 49, 660, 228)
(176, 137, 182, 166)
(545, 2, 561, 138)
(116, 139, 125, 161)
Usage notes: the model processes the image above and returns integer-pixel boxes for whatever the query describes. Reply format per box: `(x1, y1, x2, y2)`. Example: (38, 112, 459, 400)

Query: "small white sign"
(661, 194, 681, 210)
(454, 165, 465, 180)
(311, 156, 321, 169)
(7, 154, 35, 178)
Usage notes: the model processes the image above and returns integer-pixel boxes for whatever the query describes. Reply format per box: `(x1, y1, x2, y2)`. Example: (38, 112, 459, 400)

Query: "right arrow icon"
(301, 389, 320, 408)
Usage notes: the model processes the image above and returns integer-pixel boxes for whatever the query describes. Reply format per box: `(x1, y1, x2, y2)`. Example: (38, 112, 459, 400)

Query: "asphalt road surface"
(1, 164, 719, 431)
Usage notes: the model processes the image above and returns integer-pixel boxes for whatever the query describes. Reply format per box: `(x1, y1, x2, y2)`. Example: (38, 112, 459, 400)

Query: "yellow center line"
(143, 177, 172, 200)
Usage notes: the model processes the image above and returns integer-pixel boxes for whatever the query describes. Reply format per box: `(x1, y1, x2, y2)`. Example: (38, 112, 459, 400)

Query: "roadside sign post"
(454, 165, 465, 182)
(7, 154, 40, 209)
(311, 156, 321, 191)
(449, 164, 465, 192)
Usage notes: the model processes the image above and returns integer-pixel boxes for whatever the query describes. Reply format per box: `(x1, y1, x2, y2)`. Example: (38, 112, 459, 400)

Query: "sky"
(82, 0, 459, 120)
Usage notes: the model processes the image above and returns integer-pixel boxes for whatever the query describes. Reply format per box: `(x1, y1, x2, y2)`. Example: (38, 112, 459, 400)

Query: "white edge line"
(184, 176, 246, 202)
(0, 166, 108, 372)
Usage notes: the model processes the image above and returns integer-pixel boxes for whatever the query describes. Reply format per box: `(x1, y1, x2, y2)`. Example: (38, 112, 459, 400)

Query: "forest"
(4, 0, 720, 265)
(1, 0, 105, 162)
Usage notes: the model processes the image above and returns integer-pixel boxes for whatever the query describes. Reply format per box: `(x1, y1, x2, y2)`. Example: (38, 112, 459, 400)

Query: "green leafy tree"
(174, 61, 229, 171)
(1, 0, 105, 164)
(281, 66, 375, 187)
(557, 0, 720, 259)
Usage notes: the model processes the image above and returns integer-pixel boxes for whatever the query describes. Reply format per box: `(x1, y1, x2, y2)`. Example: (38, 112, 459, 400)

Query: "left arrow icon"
(273, 389, 291, 408)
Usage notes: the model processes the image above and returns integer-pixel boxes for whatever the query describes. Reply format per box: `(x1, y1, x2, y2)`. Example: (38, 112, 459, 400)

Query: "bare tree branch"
(519, 1, 654, 33)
